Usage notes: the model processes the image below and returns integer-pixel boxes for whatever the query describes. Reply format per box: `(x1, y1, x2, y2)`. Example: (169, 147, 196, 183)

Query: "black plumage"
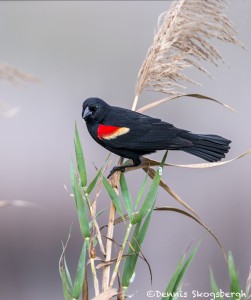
(82, 97, 231, 177)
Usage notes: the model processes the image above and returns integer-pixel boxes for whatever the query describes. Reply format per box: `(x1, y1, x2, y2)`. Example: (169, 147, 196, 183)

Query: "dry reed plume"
(133, 0, 241, 111)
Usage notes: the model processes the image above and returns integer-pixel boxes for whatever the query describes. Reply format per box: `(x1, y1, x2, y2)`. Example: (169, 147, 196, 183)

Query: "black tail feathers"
(182, 134, 231, 162)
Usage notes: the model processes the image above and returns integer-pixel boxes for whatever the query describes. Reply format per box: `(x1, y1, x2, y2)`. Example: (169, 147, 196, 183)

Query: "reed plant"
(60, 1, 249, 299)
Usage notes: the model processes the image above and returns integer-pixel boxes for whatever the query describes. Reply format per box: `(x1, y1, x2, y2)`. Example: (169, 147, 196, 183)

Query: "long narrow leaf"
(137, 93, 236, 114)
(135, 172, 148, 210)
(120, 173, 133, 220)
(102, 176, 124, 219)
(228, 252, 242, 298)
(59, 228, 72, 300)
(75, 123, 87, 187)
(162, 256, 185, 300)
(86, 168, 102, 194)
(163, 243, 200, 300)
(173, 243, 199, 293)
(210, 268, 224, 300)
(72, 170, 90, 239)
(132, 151, 167, 224)
(72, 241, 87, 299)
(122, 205, 154, 288)
(60, 265, 71, 300)
(64, 255, 73, 293)
(121, 221, 141, 288)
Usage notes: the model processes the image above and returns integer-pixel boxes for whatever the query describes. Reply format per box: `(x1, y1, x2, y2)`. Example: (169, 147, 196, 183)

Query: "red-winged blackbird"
(82, 97, 231, 178)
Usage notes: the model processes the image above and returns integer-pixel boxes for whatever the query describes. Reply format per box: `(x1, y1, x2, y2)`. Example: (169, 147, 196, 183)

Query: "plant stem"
(102, 200, 116, 291)
(86, 238, 99, 296)
(131, 94, 139, 112)
(85, 191, 106, 256)
(109, 223, 133, 288)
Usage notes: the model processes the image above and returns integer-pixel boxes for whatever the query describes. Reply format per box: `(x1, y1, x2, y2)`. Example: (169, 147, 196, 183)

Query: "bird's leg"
(107, 158, 141, 178)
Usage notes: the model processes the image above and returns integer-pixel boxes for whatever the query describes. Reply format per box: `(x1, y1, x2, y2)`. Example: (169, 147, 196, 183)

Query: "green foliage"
(210, 268, 223, 300)
(59, 259, 71, 300)
(122, 205, 155, 288)
(86, 168, 102, 194)
(74, 123, 87, 187)
(131, 151, 167, 225)
(61, 125, 207, 299)
(120, 173, 133, 220)
(162, 242, 200, 300)
(71, 166, 90, 239)
(135, 172, 148, 210)
(72, 242, 87, 299)
(228, 252, 242, 299)
(59, 228, 73, 300)
(102, 175, 124, 219)
(210, 252, 249, 300)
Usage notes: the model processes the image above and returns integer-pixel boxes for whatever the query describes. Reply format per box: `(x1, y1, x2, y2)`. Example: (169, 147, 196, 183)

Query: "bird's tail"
(181, 133, 231, 162)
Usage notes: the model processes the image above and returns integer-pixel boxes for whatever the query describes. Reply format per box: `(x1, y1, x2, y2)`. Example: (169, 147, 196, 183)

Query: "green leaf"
(122, 221, 141, 288)
(162, 242, 200, 300)
(122, 205, 154, 288)
(86, 168, 102, 194)
(102, 176, 124, 219)
(72, 170, 90, 239)
(59, 228, 72, 300)
(135, 172, 148, 210)
(228, 252, 241, 298)
(75, 123, 87, 187)
(72, 241, 87, 299)
(59, 264, 71, 300)
(132, 151, 167, 224)
(64, 255, 73, 293)
(120, 173, 133, 220)
(163, 256, 185, 300)
(210, 268, 224, 300)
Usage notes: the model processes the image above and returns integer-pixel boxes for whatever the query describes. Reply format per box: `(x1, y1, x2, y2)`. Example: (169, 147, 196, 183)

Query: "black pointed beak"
(82, 107, 92, 120)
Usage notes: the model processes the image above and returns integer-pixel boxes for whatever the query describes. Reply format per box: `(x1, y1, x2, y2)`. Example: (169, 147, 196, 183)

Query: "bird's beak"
(82, 107, 92, 120)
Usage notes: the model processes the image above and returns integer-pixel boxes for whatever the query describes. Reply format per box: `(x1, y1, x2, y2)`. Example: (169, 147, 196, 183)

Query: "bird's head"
(82, 97, 107, 123)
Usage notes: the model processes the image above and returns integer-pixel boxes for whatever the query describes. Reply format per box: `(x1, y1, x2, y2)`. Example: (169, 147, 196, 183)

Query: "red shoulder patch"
(97, 124, 130, 140)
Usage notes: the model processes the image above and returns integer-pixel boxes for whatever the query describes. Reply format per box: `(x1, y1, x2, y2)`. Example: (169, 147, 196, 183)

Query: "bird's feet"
(107, 165, 125, 179)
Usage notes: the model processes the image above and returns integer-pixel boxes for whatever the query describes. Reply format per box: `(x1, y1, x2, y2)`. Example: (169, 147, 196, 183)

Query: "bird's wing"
(98, 107, 192, 150)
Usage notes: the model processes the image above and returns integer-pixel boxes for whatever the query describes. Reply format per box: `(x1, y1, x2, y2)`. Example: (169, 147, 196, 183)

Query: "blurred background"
(0, 1, 251, 299)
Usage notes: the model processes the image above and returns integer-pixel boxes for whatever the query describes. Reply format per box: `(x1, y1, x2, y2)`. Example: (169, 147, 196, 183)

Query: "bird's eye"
(92, 105, 98, 111)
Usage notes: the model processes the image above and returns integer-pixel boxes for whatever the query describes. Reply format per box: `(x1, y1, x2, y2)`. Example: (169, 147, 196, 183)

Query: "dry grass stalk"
(91, 288, 117, 300)
(102, 164, 122, 294)
(102, 201, 116, 292)
(133, 0, 241, 111)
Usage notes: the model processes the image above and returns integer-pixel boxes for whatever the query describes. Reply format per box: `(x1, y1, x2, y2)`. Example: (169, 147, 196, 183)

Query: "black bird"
(82, 97, 231, 178)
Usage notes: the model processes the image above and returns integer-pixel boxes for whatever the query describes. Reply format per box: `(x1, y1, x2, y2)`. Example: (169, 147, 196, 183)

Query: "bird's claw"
(107, 166, 125, 179)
